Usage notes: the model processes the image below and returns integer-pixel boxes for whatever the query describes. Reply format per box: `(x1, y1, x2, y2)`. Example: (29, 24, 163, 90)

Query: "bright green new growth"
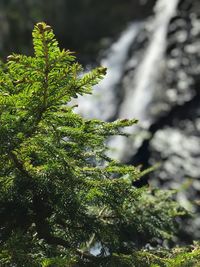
(0, 22, 197, 266)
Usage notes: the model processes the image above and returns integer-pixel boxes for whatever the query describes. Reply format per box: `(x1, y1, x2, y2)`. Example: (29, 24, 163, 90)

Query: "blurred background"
(0, 0, 200, 243)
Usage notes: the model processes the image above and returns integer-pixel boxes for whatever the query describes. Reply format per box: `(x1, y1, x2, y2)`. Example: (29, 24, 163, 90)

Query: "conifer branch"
(85, 206, 107, 251)
(0, 22, 186, 266)
(8, 151, 32, 180)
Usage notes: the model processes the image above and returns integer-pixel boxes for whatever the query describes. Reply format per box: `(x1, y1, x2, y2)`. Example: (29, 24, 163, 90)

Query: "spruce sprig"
(0, 23, 185, 266)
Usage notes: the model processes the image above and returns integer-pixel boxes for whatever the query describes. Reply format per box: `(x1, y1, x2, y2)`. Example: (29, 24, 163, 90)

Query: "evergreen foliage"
(0, 22, 198, 266)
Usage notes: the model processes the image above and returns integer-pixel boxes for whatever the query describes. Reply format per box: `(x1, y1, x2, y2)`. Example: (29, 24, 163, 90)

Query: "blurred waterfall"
(74, 0, 200, 240)
(75, 0, 200, 239)
(74, 0, 180, 161)
(76, 23, 141, 120)
(107, 0, 180, 160)
(76, 0, 179, 126)
(119, 0, 179, 126)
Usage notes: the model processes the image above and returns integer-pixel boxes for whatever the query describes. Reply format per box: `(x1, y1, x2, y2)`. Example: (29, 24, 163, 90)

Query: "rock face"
(76, 0, 200, 241)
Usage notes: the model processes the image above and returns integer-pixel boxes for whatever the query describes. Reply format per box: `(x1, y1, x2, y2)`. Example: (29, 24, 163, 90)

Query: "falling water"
(75, 0, 179, 161)
(108, 0, 180, 160)
(119, 0, 179, 126)
(76, 22, 141, 120)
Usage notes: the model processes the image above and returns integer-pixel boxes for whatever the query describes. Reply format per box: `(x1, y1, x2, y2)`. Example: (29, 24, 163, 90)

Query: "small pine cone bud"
(7, 55, 16, 61)
(97, 67, 107, 75)
(13, 80, 21, 85)
(45, 25, 51, 32)
(120, 119, 128, 123)
(13, 78, 26, 85)
(7, 55, 20, 62)
(37, 22, 45, 32)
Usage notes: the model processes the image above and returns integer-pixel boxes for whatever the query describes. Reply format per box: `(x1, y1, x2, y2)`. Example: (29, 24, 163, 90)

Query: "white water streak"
(109, 0, 179, 160)
(119, 0, 179, 125)
(76, 23, 140, 120)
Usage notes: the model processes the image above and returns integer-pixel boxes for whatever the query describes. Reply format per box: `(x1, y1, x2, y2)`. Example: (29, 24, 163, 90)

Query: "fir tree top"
(0, 22, 188, 266)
